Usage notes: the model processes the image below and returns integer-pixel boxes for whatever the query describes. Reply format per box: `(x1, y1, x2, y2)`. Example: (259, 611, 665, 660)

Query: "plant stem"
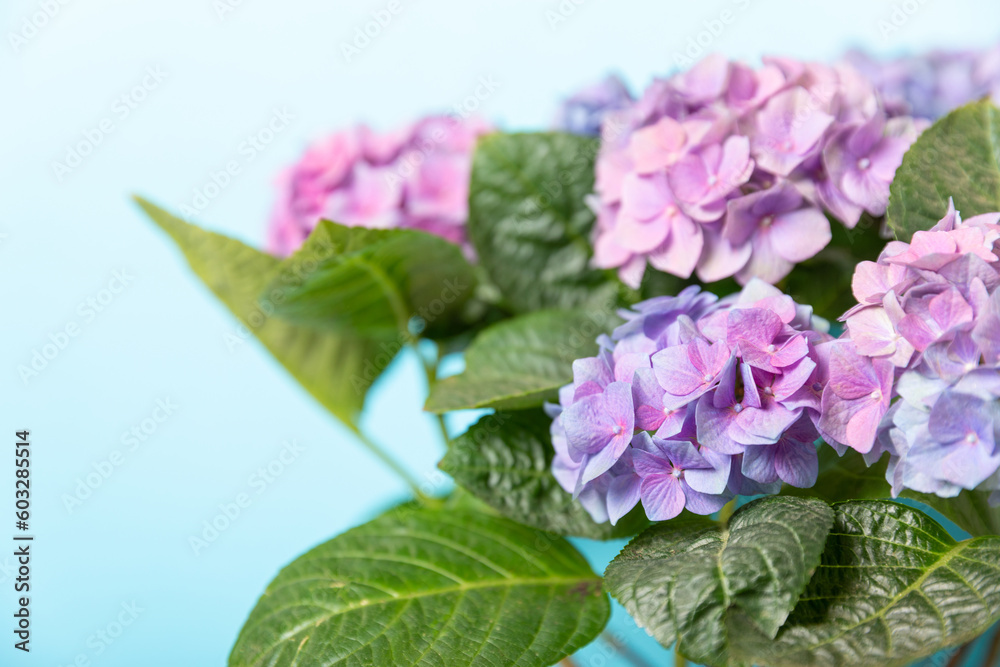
(415, 342, 451, 447)
(717, 498, 737, 525)
(600, 631, 657, 667)
(348, 424, 429, 503)
(946, 639, 973, 667)
(674, 648, 687, 667)
(559, 658, 579, 667)
(434, 413, 451, 447)
(985, 625, 1000, 666)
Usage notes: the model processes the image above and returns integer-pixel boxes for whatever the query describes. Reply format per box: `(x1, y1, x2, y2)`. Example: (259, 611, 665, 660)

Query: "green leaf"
(734, 500, 1000, 667)
(440, 410, 647, 540)
(229, 504, 609, 667)
(784, 446, 891, 504)
(468, 132, 620, 313)
(266, 220, 477, 340)
(425, 308, 617, 413)
(887, 99, 1000, 241)
(135, 198, 387, 426)
(605, 496, 834, 667)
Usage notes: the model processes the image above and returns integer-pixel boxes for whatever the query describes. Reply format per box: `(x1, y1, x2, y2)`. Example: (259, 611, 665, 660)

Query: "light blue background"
(2, 1, 999, 665)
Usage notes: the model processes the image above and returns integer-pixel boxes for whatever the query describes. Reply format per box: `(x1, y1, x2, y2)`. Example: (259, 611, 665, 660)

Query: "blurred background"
(3, 1, 1000, 665)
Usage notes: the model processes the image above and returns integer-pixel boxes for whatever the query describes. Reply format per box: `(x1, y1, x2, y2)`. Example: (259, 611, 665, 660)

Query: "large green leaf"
(229, 504, 609, 667)
(266, 220, 476, 340)
(887, 99, 1000, 241)
(605, 496, 834, 667)
(468, 132, 619, 313)
(735, 500, 1000, 667)
(136, 198, 387, 426)
(425, 308, 616, 413)
(440, 410, 647, 540)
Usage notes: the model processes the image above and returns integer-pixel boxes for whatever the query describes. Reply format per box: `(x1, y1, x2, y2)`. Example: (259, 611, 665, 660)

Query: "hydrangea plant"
(137, 48, 1000, 667)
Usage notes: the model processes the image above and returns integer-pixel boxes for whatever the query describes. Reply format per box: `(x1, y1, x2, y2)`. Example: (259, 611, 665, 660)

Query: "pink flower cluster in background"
(822, 202, 1000, 500)
(267, 115, 491, 256)
(591, 54, 925, 288)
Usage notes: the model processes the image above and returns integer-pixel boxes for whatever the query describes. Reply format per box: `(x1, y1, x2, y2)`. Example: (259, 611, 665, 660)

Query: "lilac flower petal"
(647, 214, 704, 279)
(614, 352, 652, 383)
(697, 227, 753, 283)
(563, 381, 634, 462)
(680, 483, 732, 515)
(640, 474, 687, 521)
(741, 445, 779, 484)
(572, 357, 614, 389)
(845, 401, 888, 455)
(775, 438, 819, 488)
(695, 396, 747, 455)
(735, 402, 801, 444)
(713, 356, 739, 408)
(631, 447, 670, 478)
(654, 437, 709, 470)
(770, 207, 832, 263)
(607, 474, 642, 525)
(928, 391, 993, 445)
(579, 442, 627, 488)
(653, 338, 729, 397)
(684, 454, 732, 495)
(771, 357, 817, 401)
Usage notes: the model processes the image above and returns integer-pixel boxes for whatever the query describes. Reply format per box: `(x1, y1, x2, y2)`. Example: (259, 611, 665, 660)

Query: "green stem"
(416, 342, 451, 447)
(674, 648, 686, 667)
(348, 423, 429, 503)
(717, 498, 737, 525)
(434, 413, 451, 447)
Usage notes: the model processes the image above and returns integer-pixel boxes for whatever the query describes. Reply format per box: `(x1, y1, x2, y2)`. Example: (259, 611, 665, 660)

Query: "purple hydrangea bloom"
(267, 115, 491, 256)
(844, 45, 1000, 121)
(550, 279, 834, 524)
(591, 54, 924, 288)
(553, 74, 634, 137)
(824, 201, 1000, 500)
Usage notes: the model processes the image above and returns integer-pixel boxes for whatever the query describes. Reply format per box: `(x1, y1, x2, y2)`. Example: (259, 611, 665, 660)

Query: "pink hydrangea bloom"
(823, 201, 1000, 500)
(267, 115, 491, 256)
(592, 54, 925, 288)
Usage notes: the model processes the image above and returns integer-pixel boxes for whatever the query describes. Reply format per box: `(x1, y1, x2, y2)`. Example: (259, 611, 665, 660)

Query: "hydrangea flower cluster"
(553, 74, 634, 137)
(591, 54, 925, 288)
(845, 45, 1000, 121)
(267, 115, 491, 256)
(547, 279, 833, 524)
(820, 201, 1000, 500)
